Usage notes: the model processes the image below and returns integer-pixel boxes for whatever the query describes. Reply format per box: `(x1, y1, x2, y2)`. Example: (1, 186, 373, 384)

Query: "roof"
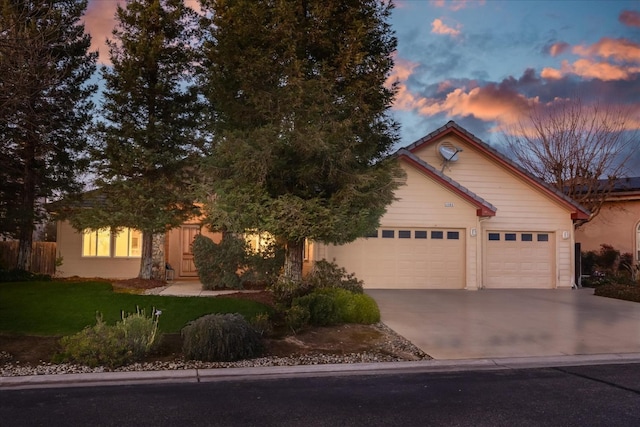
(607, 177, 640, 193)
(396, 149, 497, 217)
(400, 121, 591, 221)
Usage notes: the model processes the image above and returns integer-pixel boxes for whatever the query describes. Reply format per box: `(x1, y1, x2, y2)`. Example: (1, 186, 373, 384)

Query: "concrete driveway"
(367, 288, 640, 360)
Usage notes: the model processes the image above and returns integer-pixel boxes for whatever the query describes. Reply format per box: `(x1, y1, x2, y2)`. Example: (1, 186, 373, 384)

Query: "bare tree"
(504, 98, 637, 226)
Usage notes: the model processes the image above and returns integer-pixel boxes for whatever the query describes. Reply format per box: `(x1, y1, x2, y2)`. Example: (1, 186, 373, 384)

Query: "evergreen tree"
(0, 0, 96, 270)
(200, 0, 402, 282)
(70, 0, 203, 279)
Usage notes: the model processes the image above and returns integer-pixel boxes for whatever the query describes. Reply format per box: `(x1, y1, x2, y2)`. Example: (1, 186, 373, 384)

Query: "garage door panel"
(485, 231, 554, 289)
(330, 228, 465, 289)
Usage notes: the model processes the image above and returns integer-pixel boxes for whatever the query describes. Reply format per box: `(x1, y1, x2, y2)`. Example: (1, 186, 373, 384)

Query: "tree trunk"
(17, 137, 37, 271)
(283, 239, 304, 283)
(138, 231, 154, 279)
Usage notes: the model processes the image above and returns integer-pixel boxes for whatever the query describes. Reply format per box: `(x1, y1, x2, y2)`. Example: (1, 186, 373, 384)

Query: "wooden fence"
(0, 242, 57, 275)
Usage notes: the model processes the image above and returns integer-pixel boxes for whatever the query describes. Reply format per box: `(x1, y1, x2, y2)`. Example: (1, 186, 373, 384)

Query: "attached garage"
(328, 228, 465, 289)
(484, 231, 555, 289)
(315, 121, 590, 290)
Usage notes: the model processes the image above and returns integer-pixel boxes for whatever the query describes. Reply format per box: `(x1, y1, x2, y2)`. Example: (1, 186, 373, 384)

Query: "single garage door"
(328, 228, 465, 289)
(484, 231, 555, 288)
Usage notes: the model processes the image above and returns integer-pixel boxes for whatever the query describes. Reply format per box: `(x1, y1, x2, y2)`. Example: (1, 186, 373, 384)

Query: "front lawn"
(0, 280, 271, 335)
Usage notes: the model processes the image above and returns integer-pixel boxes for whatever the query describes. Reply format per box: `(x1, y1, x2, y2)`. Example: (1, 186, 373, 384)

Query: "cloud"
(431, 18, 461, 37)
(619, 10, 640, 27)
(430, 0, 485, 12)
(547, 42, 570, 57)
(573, 37, 640, 62)
(83, 0, 120, 64)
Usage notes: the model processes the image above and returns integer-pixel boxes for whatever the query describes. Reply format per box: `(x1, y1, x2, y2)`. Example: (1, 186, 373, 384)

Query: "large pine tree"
(0, 0, 96, 270)
(70, 0, 203, 279)
(200, 0, 402, 282)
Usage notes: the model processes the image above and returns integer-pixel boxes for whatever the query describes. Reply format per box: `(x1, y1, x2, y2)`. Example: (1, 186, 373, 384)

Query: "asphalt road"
(1, 363, 639, 426)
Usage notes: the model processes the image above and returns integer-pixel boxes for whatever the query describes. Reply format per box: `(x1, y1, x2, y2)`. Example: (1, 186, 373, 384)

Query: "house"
(312, 121, 589, 289)
(575, 177, 640, 261)
(55, 121, 589, 288)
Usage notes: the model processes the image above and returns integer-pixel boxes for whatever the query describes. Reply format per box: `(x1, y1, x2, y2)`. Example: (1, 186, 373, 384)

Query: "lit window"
(115, 228, 142, 257)
(82, 229, 111, 257)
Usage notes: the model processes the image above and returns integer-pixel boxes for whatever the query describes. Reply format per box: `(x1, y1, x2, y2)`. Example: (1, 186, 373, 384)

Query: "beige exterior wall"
(576, 198, 640, 259)
(56, 221, 141, 279)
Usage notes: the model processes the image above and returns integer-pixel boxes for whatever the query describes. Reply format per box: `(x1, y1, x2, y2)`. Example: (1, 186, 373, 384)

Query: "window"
(115, 228, 142, 257)
(381, 230, 395, 238)
(488, 233, 500, 241)
(447, 231, 459, 240)
(82, 228, 141, 258)
(521, 233, 533, 242)
(537, 234, 549, 242)
(365, 230, 378, 238)
(431, 230, 443, 239)
(505, 233, 516, 241)
(398, 230, 411, 239)
(415, 230, 427, 239)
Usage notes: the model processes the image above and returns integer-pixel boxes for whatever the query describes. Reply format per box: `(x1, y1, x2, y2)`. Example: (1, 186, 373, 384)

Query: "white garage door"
(484, 231, 555, 289)
(329, 228, 465, 289)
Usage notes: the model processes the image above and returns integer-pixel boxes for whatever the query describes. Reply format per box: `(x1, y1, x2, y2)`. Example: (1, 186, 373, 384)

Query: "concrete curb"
(3, 353, 640, 390)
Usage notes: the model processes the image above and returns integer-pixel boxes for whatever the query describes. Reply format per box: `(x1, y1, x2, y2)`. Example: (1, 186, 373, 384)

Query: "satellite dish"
(438, 142, 463, 172)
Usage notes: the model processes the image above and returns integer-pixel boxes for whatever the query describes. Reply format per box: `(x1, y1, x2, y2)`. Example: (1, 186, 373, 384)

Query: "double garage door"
(330, 228, 556, 289)
(329, 228, 465, 289)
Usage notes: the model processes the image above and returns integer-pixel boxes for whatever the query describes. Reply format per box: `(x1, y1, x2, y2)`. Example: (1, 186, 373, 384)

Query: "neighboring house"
(312, 121, 589, 289)
(55, 121, 590, 288)
(575, 177, 640, 260)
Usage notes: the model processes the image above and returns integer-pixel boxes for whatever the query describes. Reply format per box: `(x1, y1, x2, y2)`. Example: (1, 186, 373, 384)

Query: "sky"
(82, 0, 640, 165)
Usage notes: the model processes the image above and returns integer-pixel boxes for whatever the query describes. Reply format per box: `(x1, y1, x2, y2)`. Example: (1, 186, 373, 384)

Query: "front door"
(180, 225, 200, 277)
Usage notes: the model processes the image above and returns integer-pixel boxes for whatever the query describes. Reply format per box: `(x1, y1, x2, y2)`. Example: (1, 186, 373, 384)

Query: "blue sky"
(388, 0, 640, 151)
(84, 0, 640, 162)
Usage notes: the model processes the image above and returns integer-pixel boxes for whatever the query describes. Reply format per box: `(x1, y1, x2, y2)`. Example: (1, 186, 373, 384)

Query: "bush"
(0, 268, 51, 283)
(284, 305, 310, 334)
(57, 308, 160, 368)
(292, 288, 381, 327)
(594, 284, 640, 303)
(192, 234, 246, 290)
(249, 313, 274, 337)
(242, 241, 285, 287)
(305, 260, 364, 294)
(181, 313, 263, 362)
(269, 277, 313, 308)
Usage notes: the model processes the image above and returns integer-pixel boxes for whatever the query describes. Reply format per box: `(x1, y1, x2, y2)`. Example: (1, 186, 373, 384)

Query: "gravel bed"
(0, 323, 429, 377)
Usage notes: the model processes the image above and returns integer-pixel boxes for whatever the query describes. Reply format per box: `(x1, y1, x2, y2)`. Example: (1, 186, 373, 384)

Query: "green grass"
(0, 280, 271, 336)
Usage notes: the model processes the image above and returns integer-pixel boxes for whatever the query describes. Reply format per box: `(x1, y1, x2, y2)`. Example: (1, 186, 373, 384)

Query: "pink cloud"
(83, 0, 121, 64)
(431, 18, 461, 37)
(573, 37, 640, 63)
(548, 42, 570, 57)
(430, 0, 485, 12)
(619, 10, 640, 27)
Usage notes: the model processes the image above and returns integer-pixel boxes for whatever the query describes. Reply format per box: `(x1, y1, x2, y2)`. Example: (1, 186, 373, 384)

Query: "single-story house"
(55, 121, 589, 289)
(575, 177, 640, 260)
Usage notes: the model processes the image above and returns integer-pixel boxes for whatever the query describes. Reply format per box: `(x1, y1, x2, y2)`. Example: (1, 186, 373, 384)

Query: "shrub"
(192, 234, 246, 290)
(292, 288, 381, 326)
(304, 259, 364, 294)
(284, 304, 310, 334)
(181, 313, 263, 362)
(595, 284, 640, 303)
(57, 308, 160, 368)
(249, 313, 274, 337)
(269, 277, 313, 308)
(293, 291, 341, 326)
(242, 241, 285, 287)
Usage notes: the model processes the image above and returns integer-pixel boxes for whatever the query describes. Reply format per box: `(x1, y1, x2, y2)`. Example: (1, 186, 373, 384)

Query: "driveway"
(367, 288, 640, 360)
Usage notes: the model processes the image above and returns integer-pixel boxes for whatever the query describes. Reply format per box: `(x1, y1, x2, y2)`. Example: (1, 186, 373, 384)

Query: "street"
(1, 363, 639, 426)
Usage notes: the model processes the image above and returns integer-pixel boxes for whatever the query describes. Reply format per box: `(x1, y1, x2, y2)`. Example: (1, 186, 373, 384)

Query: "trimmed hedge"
(292, 288, 380, 328)
(594, 284, 640, 303)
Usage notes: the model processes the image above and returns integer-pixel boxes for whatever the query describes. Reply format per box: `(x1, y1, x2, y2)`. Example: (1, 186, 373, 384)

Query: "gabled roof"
(401, 121, 590, 221)
(395, 149, 497, 217)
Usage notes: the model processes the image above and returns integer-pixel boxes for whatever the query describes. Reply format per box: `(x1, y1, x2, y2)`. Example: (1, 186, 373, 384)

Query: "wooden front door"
(180, 225, 200, 277)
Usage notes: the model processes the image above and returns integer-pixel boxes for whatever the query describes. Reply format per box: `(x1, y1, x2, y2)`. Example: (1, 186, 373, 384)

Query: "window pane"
(488, 233, 500, 241)
(130, 230, 142, 257)
(114, 229, 129, 257)
(96, 229, 111, 256)
(447, 231, 459, 240)
(505, 233, 516, 241)
(365, 230, 378, 238)
(398, 230, 411, 239)
(415, 230, 427, 239)
(537, 234, 549, 242)
(381, 230, 394, 238)
(82, 230, 95, 256)
(431, 231, 443, 239)
(521, 233, 533, 242)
